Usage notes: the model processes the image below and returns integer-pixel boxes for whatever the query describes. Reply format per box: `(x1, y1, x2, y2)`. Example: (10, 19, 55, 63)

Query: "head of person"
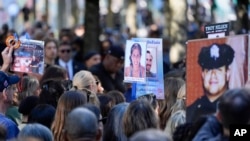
(28, 104, 56, 129)
(98, 95, 113, 122)
(64, 107, 102, 141)
(19, 96, 39, 117)
(51, 90, 88, 141)
(18, 123, 53, 141)
(83, 52, 101, 69)
(72, 70, 100, 106)
(198, 43, 234, 99)
(158, 77, 185, 129)
(19, 75, 40, 101)
(123, 100, 159, 138)
(58, 41, 72, 62)
(165, 110, 186, 136)
(130, 43, 142, 67)
(137, 94, 158, 115)
(217, 88, 250, 130)
(0, 71, 20, 105)
(103, 102, 129, 141)
(39, 79, 66, 108)
(146, 50, 153, 72)
(106, 90, 126, 105)
(103, 45, 124, 73)
(40, 65, 68, 84)
(129, 129, 172, 141)
(44, 37, 58, 62)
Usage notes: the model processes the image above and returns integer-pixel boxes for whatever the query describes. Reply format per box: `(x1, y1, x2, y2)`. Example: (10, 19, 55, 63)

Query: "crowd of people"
(0, 21, 250, 141)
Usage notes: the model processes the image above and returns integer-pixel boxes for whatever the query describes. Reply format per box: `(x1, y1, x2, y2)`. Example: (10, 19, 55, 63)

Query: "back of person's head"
(173, 116, 208, 141)
(19, 75, 40, 101)
(218, 88, 250, 129)
(39, 79, 66, 108)
(28, 104, 56, 129)
(40, 65, 67, 84)
(51, 90, 88, 141)
(18, 96, 39, 116)
(72, 70, 96, 92)
(98, 94, 113, 120)
(137, 94, 158, 110)
(18, 123, 53, 141)
(64, 107, 100, 141)
(72, 70, 100, 107)
(165, 110, 186, 136)
(171, 84, 186, 114)
(159, 77, 185, 129)
(106, 90, 126, 105)
(83, 104, 101, 122)
(103, 102, 129, 141)
(123, 100, 159, 138)
(129, 129, 172, 141)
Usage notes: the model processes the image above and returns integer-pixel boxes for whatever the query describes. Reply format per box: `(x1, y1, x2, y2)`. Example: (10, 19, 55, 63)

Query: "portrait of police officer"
(187, 43, 235, 123)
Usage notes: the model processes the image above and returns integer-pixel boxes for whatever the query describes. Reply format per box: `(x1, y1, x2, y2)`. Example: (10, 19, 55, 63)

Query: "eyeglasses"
(60, 49, 71, 53)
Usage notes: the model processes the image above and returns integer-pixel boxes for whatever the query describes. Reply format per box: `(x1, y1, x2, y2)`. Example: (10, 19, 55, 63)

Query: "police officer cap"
(198, 43, 234, 69)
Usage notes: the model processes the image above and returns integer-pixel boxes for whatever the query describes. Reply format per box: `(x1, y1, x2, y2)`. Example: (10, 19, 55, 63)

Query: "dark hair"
(39, 79, 66, 108)
(82, 103, 101, 122)
(40, 65, 67, 85)
(59, 41, 71, 48)
(123, 100, 159, 138)
(44, 37, 58, 48)
(130, 43, 142, 66)
(137, 94, 158, 110)
(19, 96, 39, 116)
(218, 88, 250, 129)
(106, 90, 126, 105)
(103, 103, 129, 141)
(0, 125, 6, 140)
(98, 95, 113, 124)
(28, 104, 56, 129)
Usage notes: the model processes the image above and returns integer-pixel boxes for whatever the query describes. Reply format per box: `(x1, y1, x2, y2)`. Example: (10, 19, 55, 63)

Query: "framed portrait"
(186, 34, 249, 122)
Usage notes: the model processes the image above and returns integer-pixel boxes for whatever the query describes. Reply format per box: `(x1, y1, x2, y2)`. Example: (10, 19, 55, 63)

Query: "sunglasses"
(60, 49, 71, 53)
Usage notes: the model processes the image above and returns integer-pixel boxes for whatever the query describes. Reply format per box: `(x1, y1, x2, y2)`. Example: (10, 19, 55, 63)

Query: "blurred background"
(0, 0, 249, 68)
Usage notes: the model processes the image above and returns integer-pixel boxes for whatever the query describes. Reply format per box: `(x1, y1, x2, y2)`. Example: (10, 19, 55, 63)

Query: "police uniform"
(187, 43, 235, 123)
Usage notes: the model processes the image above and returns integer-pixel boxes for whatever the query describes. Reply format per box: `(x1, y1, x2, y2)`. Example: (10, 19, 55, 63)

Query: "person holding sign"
(187, 43, 235, 123)
(124, 43, 146, 78)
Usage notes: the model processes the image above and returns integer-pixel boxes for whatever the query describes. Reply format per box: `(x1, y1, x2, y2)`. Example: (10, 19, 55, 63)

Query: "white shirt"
(59, 59, 73, 80)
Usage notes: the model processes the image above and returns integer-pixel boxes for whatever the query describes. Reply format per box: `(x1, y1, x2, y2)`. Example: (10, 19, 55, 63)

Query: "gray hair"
(64, 107, 98, 140)
(129, 128, 172, 141)
(18, 123, 53, 141)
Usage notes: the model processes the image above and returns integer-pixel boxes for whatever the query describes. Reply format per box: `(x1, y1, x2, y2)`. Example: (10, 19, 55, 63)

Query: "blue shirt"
(0, 114, 19, 140)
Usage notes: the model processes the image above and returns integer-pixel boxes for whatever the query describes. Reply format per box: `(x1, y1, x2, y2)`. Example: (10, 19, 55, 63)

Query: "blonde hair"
(72, 70, 100, 107)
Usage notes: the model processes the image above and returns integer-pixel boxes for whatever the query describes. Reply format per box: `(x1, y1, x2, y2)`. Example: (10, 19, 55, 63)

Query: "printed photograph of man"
(187, 43, 235, 122)
(146, 50, 156, 77)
